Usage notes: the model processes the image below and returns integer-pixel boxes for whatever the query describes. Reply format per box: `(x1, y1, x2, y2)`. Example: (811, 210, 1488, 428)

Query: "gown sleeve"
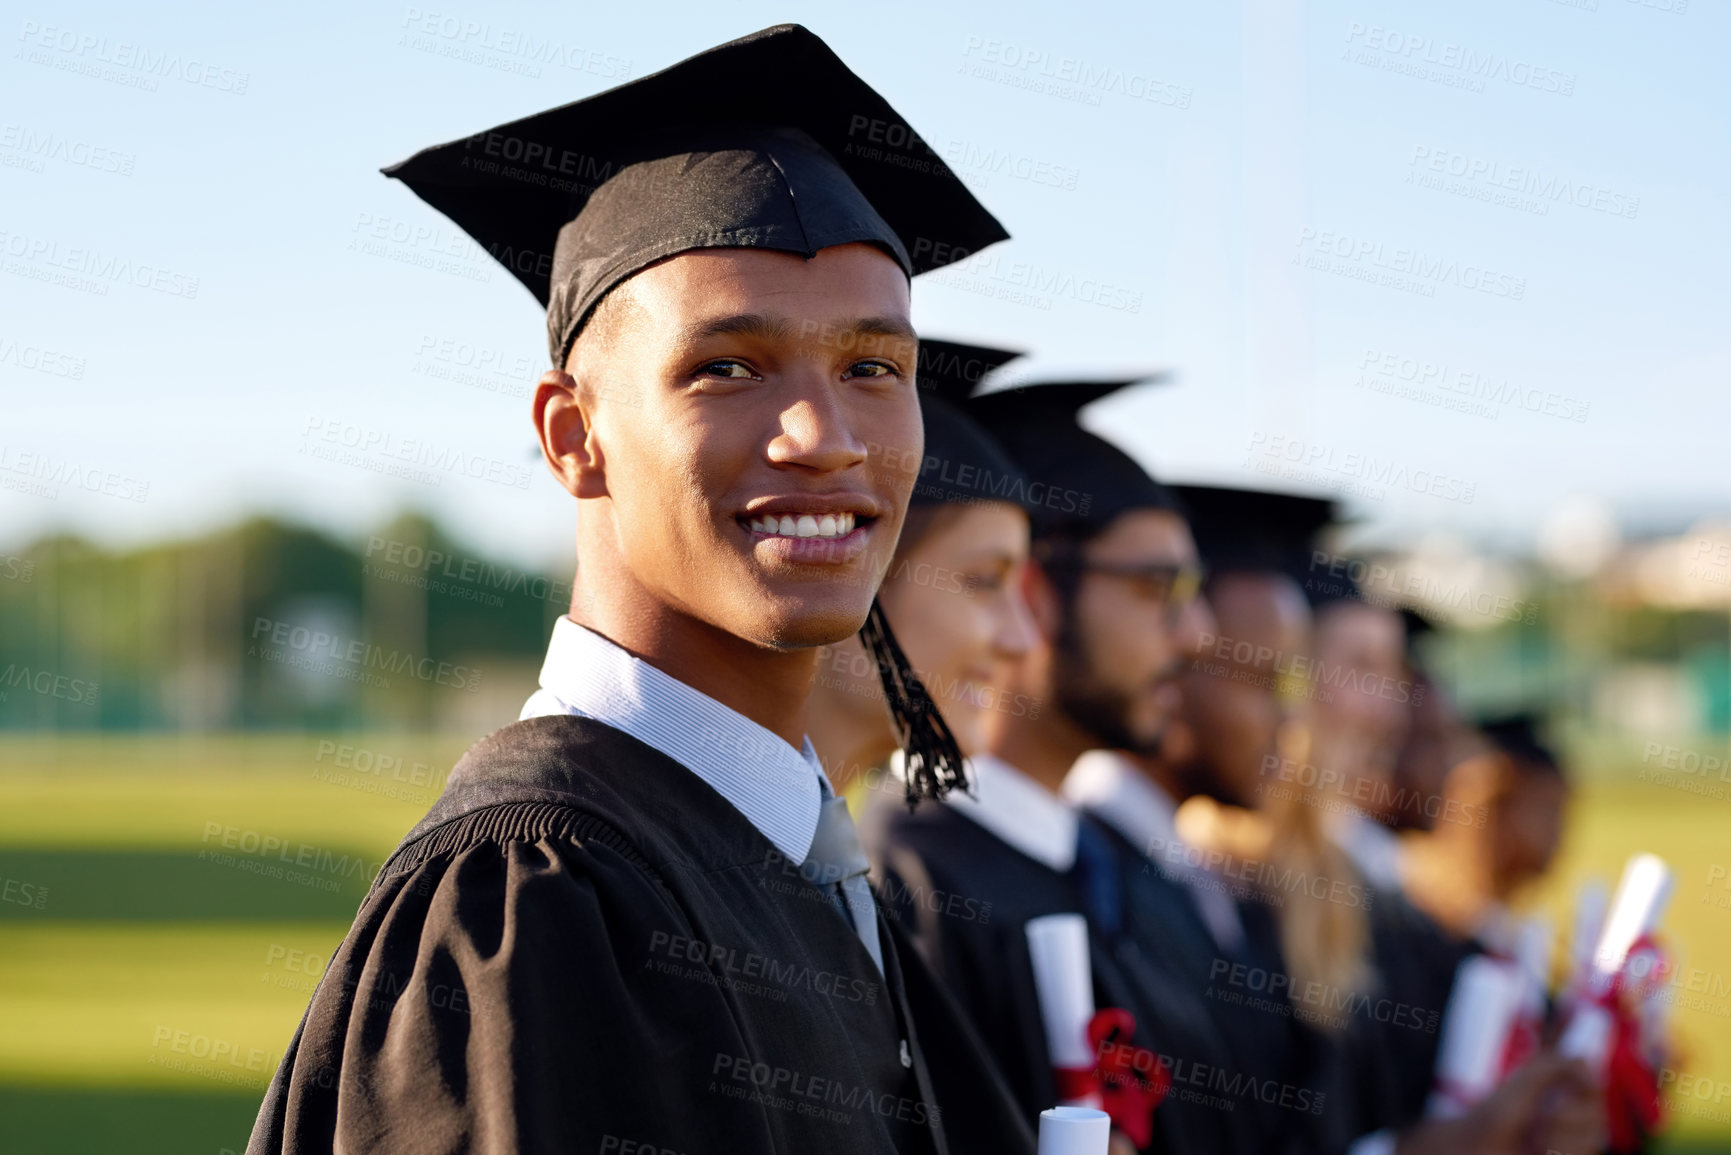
(247, 808, 772, 1155)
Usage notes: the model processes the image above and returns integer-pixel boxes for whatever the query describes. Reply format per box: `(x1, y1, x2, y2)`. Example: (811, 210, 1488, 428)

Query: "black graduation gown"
(862, 798, 1176, 1154)
(1093, 821, 1332, 1155)
(1330, 887, 1468, 1142)
(246, 714, 1034, 1155)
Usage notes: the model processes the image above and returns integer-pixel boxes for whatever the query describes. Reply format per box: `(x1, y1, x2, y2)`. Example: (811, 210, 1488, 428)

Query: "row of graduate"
(243, 23, 1629, 1155)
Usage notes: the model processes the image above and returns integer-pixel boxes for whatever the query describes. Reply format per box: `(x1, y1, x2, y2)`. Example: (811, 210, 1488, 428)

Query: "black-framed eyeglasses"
(1043, 557, 1206, 619)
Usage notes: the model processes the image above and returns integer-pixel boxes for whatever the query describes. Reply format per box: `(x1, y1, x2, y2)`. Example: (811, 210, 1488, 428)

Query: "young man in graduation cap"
(1062, 483, 1340, 1155)
(1274, 576, 1602, 1152)
(864, 377, 1209, 1153)
(1055, 485, 1604, 1155)
(248, 26, 1036, 1155)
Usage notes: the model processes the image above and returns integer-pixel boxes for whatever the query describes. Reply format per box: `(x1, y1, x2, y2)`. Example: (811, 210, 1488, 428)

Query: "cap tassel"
(857, 596, 968, 808)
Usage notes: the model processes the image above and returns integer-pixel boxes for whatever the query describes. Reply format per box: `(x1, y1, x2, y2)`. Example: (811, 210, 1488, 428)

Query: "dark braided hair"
(856, 596, 967, 809)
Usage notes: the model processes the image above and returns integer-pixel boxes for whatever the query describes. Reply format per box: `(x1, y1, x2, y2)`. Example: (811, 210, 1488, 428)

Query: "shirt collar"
(520, 617, 824, 864)
(1331, 810, 1405, 894)
(945, 752, 1078, 872)
(1060, 748, 1179, 858)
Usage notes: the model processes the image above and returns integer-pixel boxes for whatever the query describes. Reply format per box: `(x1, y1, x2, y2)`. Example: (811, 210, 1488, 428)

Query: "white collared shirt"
(520, 616, 825, 864)
(1062, 749, 1182, 860)
(1062, 749, 1246, 951)
(944, 753, 1079, 872)
(1331, 810, 1405, 896)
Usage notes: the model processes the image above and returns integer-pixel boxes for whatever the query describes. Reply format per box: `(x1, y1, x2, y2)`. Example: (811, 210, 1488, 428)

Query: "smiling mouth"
(741, 512, 863, 540)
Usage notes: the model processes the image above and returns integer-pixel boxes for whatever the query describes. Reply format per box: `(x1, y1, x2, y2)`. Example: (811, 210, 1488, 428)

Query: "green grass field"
(1, 733, 1728, 1153)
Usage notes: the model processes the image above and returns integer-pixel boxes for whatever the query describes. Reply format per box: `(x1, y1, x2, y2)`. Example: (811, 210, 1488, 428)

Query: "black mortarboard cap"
(1170, 484, 1337, 583)
(916, 338, 1022, 405)
(910, 339, 1036, 512)
(1399, 606, 1438, 651)
(384, 24, 1011, 367)
(1477, 712, 1563, 774)
(965, 377, 1174, 536)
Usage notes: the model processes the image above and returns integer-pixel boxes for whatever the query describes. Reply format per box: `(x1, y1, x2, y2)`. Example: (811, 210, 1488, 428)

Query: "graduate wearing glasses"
(862, 379, 1210, 1153)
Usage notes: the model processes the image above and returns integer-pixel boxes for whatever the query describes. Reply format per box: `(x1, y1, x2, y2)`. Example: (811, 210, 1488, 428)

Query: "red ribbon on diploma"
(1601, 933, 1666, 1153)
(1050, 1007, 1171, 1149)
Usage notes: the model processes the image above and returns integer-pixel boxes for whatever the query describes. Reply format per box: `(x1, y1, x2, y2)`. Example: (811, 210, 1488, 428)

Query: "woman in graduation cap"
(849, 374, 1205, 1154)
(805, 338, 1041, 797)
(247, 26, 1035, 1155)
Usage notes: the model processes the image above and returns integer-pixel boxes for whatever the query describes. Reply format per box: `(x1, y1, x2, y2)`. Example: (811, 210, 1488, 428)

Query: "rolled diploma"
(1514, 917, 1553, 1018)
(1026, 913, 1100, 1107)
(1561, 853, 1674, 1068)
(1591, 854, 1673, 984)
(1038, 1106, 1111, 1155)
(1567, 880, 1607, 987)
(1427, 955, 1527, 1117)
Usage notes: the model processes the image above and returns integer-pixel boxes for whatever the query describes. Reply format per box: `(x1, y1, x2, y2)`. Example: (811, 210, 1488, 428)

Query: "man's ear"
(533, 369, 607, 499)
(1019, 559, 1065, 644)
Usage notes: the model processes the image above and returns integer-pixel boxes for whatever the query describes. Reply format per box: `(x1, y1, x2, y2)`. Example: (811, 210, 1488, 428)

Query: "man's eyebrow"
(848, 316, 919, 344)
(674, 312, 798, 346)
(671, 313, 919, 349)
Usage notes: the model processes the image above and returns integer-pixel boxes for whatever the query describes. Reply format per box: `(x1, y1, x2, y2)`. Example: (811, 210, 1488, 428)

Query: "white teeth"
(746, 512, 862, 539)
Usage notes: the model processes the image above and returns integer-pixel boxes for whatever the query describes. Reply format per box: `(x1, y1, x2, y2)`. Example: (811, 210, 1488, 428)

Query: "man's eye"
(847, 360, 899, 379)
(698, 359, 758, 380)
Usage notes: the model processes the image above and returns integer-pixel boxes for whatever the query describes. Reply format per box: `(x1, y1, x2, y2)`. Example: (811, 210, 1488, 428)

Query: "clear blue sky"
(3, 0, 1726, 569)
